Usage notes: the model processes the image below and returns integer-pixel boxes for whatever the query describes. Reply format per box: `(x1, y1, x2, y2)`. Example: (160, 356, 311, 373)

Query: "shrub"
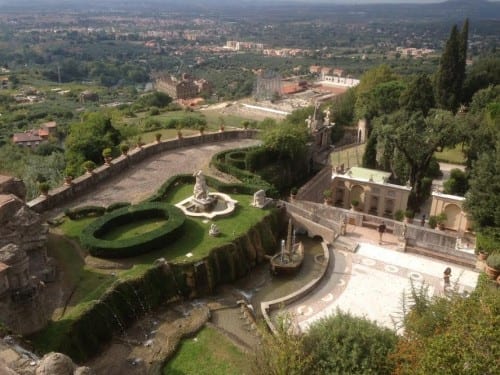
(65, 205, 106, 220)
(428, 215, 438, 229)
(120, 144, 129, 154)
(394, 209, 405, 222)
(102, 148, 112, 158)
(486, 252, 500, 269)
(80, 202, 185, 258)
(224, 151, 247, 170)
(351, 199, 359, 207)
(303, 310, 397, 375)
(404, 209, 415, 219)
(149, 106, 160, 116)
(38, 182, 50, 194)
(476, 227, 500, 255)
(83, 160, 96, 171)
(106, 202, 131, 212)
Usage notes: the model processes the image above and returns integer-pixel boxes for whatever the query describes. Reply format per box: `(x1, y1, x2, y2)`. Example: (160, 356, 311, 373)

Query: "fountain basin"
(175, 192, 238, 219)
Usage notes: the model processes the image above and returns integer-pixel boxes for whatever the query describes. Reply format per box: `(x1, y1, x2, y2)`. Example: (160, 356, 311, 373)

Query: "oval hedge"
(80, 202, 185, 258)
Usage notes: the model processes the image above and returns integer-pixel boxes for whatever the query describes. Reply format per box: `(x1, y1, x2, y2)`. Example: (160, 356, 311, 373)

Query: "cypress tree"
(435, 24, 461, 112)
(458, 18, 469, 103)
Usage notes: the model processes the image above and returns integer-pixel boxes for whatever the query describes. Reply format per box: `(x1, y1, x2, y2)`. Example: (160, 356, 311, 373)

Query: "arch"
(444, 203, 462, 231)
(350, 185, 365, 207)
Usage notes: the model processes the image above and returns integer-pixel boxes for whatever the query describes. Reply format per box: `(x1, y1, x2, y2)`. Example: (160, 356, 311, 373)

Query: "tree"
(355, 65, 398, 121)
(392, 278, 500, 375)
(303, 310, 397, 375)
(65, 113, 122, 172)
(399, 74, 435, 116)
(443, 168, 468, 196)
(261, 122, 309, 162)
(465, 146, 500, 228)
(377, 110, 458, 209)
(435, 21, 468, 113)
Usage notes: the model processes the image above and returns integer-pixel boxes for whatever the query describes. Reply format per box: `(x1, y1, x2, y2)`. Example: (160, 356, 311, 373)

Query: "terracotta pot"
(478, 252, 488, 261)
(485, 264, 500, 280)
(64, 176, 73, 185)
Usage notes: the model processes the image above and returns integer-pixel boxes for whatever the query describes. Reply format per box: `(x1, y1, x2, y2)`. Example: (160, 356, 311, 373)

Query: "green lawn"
(51, 183, 269, 310)
(434, 145, 466, 165)
(163, 326, 251, 375)
(330, 143, 366, 168)
(101, 218, 166, 241)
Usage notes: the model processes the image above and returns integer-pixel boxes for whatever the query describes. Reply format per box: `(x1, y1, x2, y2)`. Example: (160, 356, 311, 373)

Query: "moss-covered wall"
(47, 208, 284, 362)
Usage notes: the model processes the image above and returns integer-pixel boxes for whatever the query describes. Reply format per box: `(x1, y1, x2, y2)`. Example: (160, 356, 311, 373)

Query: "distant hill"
(0, 0, 499, 21)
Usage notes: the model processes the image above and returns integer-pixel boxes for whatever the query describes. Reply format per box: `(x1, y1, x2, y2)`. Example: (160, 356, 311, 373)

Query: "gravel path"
(53, 138, 260, 214)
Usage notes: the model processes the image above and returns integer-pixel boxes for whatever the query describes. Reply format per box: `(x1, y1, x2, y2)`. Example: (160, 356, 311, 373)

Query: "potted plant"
(485, 252, 500, 280)
(404, 209, 415, 224)
(323, 189, 333, 205)
(64, 166, 76, 185)
(394, 210, 405, 222)
(290, 187, 298, 201)
(428, 215, 438, 229)
(242, 120, 249, 130)
(219, 116, 225, 132)
(120, 143, 129, 156)
(155, 132, 162, 143)
(351, 199, 360, 211)
(176, 125, 183, 139)
(198, 125, 205, 135)
(136, 136, 144, 149)
(102, 147, 113, 164)
(83, 160, 96, 174)
(38, 182, 50, 196)
(437, 212, 447, 230)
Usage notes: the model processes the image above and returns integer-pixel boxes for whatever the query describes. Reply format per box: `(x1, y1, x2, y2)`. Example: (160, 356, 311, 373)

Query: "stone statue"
(252, 189, 271, 208)
(209, 223, 220, 237)
(193, 170, 209, 200)
(305, 115, 313, 130)
(323, 107, 331, 126)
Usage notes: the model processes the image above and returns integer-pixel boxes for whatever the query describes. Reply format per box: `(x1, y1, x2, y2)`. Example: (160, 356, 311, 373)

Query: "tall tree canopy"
(434, 20, 468, 112)
(399, 74, 435, 116)
(65, 113, 122, 172)
(377, 109, 458, 209)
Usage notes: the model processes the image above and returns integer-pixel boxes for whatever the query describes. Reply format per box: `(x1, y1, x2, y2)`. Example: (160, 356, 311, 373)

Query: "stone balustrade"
(28, 130, 257, 213)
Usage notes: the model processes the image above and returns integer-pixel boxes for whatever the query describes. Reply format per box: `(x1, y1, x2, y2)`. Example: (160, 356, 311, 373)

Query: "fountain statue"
(175, 170, 238, 219)
(193, 170, 209, 200)
(270, 219, 304, 275)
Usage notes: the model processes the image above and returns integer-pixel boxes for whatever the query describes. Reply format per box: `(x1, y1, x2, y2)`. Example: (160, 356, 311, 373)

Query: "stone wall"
(296, 165, 332, 202)
(27, 130, 257, 213)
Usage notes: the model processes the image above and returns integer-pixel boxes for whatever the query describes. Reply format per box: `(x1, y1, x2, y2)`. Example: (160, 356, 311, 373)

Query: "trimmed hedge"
(209, 148, 277, 197)
(80, 202, 185, 258)
(106, 202, 131, 212)
(65, 205, 106, 220)
(224, 150, 247, 170)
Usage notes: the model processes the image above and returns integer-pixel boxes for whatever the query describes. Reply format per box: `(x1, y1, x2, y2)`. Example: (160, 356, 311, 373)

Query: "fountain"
(270, 219, 304, 276)
(175, 170, 238, 219)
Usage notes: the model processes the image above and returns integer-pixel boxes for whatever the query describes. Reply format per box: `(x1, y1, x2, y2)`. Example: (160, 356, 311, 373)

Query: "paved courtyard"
(49, 138, 260, 216)
(287, 230, 479, 332)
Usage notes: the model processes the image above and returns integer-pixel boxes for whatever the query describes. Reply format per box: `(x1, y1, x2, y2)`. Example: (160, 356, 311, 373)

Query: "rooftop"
(346, 167, 391, 184)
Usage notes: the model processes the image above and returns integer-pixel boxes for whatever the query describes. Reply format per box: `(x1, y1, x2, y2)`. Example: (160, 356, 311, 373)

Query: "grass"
(47, 182, 270, 311)
(101, 218, 167, 240)
(330, 143, 366, 168)
(434, 145, 466, 165)
(34, 179, 272, 356)
(163, 326, 251, 375)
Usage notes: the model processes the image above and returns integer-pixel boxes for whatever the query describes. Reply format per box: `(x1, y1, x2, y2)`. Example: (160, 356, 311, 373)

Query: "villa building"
(330, 166, 411, 218)
(430, 192, 471, 233)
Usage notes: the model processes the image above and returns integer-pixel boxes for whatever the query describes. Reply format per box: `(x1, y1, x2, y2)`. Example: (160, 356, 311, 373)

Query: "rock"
(0, 175, 26, 201)
(35, 352, 75, 375)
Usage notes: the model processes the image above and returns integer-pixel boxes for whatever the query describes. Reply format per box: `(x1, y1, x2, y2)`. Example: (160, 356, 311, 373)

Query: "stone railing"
(296, 165, 332, 202)
(27, 130, 257, 213)
(288, 199, 475, 267)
